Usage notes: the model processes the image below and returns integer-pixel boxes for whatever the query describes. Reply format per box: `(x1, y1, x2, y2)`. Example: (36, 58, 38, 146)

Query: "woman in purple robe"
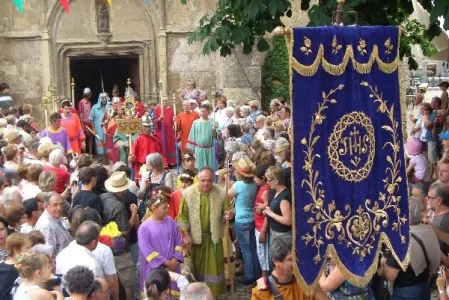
(138, 195, 184, 298)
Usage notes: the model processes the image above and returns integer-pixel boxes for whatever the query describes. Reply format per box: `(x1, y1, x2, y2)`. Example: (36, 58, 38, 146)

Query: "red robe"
(135, 101, 145, 118)
(176, 111, 199, 153)
(57, 107, 79, 116)
(154, 105, 176, 165)
(131, 133, 166, 180)
(60, 113, 85, 154)
(105, 118, 120, 163)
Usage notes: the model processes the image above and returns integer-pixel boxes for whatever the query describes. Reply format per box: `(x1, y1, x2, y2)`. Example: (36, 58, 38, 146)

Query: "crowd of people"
(1, 77, 449, 300)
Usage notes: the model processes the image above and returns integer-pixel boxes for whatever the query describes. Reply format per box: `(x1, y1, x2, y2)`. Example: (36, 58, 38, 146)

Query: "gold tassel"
(291, 44, 399, 77)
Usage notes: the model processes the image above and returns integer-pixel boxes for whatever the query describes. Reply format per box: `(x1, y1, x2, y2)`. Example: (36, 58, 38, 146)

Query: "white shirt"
(92, 242, 117, 276)
(56, 241, 104, 278)
(20, 223, 34, 234)
(18, 129, 31, 143)
(20, 183, 41, 200)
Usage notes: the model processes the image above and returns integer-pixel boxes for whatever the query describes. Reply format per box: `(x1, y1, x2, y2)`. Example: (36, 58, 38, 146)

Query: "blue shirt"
(233, 181, 259, 223)
(425, 111, 437, 142)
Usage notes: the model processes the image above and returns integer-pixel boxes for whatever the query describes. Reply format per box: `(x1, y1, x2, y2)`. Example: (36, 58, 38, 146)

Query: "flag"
(59, 0, 69, 13)
(289, 26, 409, 295)
(12, 0, 23, 13)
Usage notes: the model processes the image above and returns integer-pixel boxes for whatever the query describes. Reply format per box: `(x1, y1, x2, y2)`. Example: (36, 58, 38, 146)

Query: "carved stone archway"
(44, 0, 167, 103)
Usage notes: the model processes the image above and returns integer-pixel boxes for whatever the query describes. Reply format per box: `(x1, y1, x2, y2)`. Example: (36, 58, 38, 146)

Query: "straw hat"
(273, 137, 290, 153)
(232, 156, 255, 177)
(4, 128, 21, 143)
(215, 169, 229, 177)
(404, 139, 422, 156)
(105, 171, 132, 193)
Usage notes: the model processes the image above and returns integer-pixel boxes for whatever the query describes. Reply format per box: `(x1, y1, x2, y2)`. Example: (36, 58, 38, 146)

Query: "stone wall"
(0, 0, 316, 123)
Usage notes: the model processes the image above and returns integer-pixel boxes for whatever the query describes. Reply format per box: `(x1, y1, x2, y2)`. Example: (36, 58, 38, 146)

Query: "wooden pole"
(225, 157, 235, 300)
(71, 78, 75, 107)
(335, 0, 345, 25)
(173, 92, 179, 172)
(42, 94, 49, 128)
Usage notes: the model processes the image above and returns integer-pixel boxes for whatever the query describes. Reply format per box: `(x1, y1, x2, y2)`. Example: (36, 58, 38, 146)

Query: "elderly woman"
(1, 186, 22, 208)
(137, 153, 175, 219)
(263, 166, 292, 244)
(238, 105, 253, 125)
(37, 137, 54, 165)
(43, 149, 70, 194)
(38, 170, 71, 216)
(377, 197, 440, 300)
(178, 80, 202, 103)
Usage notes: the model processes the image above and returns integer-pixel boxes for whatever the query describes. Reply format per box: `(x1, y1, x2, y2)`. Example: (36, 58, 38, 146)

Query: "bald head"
(182, 100, 191, 112)
(180, 282, 213, 300)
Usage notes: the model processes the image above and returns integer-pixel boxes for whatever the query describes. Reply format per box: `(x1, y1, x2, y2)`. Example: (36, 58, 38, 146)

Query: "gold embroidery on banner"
(384, 38, 393, 55)
(291, 44, 399, 77)
(300, 36, 313, 55)
(301, 82, 408, 263)
(328, 112, 375, 182)
(357, 38, 367, 55)
(332, 35, 342, 54)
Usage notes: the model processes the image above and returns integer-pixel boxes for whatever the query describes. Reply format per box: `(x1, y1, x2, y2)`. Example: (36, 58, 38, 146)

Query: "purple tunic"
(138, 217, 184, 297)
(40, 127, 72, 153)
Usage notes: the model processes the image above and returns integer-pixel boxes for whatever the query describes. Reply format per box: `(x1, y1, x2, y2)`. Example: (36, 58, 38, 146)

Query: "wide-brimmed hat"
(105, 171, 132, 193)
(4, 128, 21, 143)
(404, 139, 422, 155)
(273, 138, 290, 153)
(232, 156, 255, 177)
(215, 169, 229, 177)
(440, 130, 449, 140)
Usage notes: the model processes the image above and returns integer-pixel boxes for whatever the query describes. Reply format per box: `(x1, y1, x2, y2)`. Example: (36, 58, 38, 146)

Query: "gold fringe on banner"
(291, 44, 400, 77)
(287, 27, 410, 296)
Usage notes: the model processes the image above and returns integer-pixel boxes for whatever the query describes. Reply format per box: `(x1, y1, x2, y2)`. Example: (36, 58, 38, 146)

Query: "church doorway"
(70, 56, 140, 106)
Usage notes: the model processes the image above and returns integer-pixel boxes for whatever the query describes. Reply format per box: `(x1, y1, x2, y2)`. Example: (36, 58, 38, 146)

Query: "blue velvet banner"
(289, 26, 410, 294)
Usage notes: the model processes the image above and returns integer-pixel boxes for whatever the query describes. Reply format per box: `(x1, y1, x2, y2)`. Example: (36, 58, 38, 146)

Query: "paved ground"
(217, 277, 254, 300)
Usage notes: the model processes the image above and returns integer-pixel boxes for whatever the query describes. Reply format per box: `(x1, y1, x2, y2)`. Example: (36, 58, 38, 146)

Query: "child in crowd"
(138, 195, 184, 298)
(176, 151, 198, 189)
(169, 169, 195, 220)
(405, 138, 430, 183)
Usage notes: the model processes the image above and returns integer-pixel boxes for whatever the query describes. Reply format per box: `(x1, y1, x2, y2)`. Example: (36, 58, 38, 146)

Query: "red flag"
(59, 0, 69, 13)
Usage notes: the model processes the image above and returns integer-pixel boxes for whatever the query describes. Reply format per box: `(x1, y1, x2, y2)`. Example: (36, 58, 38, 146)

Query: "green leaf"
(210, 38, 220, 52)
(429, 0, 449, 23)
(267, 0, 277, 16)
(257, 38, 270, 52)
(243, 43, 253, 54)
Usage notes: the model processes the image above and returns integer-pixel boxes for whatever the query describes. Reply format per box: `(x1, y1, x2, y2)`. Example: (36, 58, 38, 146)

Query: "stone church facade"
(0, 0, 311, 126)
